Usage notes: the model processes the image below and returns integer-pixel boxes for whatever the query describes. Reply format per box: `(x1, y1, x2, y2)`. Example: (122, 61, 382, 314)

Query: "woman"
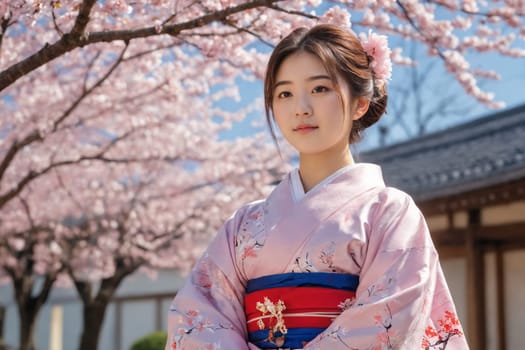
(165, 24, 469, 350)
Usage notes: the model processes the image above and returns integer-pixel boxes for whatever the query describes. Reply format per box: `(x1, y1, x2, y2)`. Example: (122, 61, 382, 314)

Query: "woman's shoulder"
(370, 185, 422, 218)
(370, 183, 415, 204)
(235, 198, 266, 216)
(223, 198, 266, 231)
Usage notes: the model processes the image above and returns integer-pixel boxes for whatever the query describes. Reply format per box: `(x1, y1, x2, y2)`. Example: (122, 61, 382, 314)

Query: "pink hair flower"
(359, 30, 392, 81)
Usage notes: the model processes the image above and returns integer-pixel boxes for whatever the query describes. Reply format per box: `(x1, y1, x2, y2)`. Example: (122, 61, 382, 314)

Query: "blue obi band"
(245, 272, 359, 349)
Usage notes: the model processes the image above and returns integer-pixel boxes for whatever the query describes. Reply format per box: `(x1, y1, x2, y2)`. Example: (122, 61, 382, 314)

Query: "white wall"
(121, 300, 158, 350)
(1, 269, 185, 350)
(440, 257, 468, 330)
(484, 252, 499, 350)
(504, 250, 525, 350)
(440, 250, 525, 350)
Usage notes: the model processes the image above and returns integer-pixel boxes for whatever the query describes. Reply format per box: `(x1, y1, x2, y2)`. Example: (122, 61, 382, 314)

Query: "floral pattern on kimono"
(166, 202, 266, 350)
(165, 164, 469, 350)
(169, 308, 229, 350)
(192, 255, 237, 303)
(422, 310, 464, 349)
(234, 204, 265, 267)
(300, 186, 467, 349)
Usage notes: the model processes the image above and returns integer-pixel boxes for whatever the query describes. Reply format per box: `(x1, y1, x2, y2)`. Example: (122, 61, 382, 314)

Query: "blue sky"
(218, 47, 525, 150)
(216, 4, 525, 151)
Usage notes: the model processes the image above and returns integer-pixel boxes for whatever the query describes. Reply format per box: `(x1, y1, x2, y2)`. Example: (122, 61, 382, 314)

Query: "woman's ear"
(352, 97, 370, 121)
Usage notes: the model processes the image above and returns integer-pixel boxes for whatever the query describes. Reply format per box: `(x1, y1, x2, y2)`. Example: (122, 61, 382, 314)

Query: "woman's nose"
(295, 94, 312, 117)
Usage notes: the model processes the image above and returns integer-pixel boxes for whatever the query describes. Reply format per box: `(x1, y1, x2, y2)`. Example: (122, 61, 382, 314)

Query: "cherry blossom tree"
(375, 40, 481, 146)
(1, 134, 286, 349)
(0, 1, 524, 350)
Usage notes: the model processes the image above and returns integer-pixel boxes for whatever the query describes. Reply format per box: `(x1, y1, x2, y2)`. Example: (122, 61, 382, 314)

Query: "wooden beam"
(419, 178, 525, 216)
(496, 246, 507, 350)
(479, 222, 525, 242)
(433, 228, 466, 246)
(431, 222, 525, 247)
(465, 208, 486, 350)
(435, 245, 466, 259)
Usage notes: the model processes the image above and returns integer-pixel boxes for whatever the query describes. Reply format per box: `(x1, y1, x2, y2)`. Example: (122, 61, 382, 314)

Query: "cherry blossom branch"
(0, 14, 11, 55)
(0, 44, 128, 197)
(81, 50, 103, 93)
(269, 4, 318, 20)
(55, 82, 168, 132)
(0, 219, 59, 313)
(122, 42, 180, 61)
(223, 19, 275, 48)
(54, 169, 86, 213)
(429, 0, 525, 17)
(0, 0, 284, 92)
(0, 134, 175, 210)
(68, 239, 143, 302)
(30, 269, 60, 315)
(53, 42, 129, 130)
(67, 0, 96, 38)
(51, 3, 64, 36)
(0, 130, 42, 184)
(396, 1, 444, 59)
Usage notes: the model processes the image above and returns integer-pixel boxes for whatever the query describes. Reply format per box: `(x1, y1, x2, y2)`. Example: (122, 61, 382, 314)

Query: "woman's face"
(272, 51, 361, 157)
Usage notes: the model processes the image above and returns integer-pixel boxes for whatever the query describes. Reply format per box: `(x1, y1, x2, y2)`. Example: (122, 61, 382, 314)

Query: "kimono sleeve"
(304, 188, 468, 350)
(165, 208, 260, 350)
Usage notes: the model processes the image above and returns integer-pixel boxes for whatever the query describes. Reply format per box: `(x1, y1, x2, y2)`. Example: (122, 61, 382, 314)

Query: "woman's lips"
(294, 124, 318, 134)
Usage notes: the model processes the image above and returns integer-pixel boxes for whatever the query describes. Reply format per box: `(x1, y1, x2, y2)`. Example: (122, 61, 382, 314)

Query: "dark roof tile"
(360, 104, 525, 201)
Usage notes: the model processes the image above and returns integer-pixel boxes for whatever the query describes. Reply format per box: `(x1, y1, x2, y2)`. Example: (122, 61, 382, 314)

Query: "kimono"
(165, 163, 469, 350)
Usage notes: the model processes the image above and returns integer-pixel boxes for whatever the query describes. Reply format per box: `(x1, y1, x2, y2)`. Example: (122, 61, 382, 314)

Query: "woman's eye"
(312, 86, 329, 93)
(277, 91, 292, 98)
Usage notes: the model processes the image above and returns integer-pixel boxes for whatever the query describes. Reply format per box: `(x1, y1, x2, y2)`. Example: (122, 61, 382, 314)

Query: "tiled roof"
(360, 104, 525, 201)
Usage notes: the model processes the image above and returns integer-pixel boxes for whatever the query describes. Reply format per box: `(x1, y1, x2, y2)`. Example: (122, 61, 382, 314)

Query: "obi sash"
(244, 272, 359, 349)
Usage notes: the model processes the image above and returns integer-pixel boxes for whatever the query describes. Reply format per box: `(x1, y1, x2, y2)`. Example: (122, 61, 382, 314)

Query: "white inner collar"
(290, 164, 357, 203)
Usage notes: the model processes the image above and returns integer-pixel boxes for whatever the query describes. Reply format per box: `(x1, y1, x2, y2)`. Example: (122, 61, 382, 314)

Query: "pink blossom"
(359, 30, 393, 81)
(319, 6, 352, 29)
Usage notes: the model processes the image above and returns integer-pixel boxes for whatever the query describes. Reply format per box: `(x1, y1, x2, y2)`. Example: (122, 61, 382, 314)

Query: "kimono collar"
(290, 163, 358, 203)
(256, 163, 386, 276)
(267, 162, 385, 214)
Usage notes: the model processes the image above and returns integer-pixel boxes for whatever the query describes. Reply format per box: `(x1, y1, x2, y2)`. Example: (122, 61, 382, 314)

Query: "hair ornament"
(359, 30, 392, 82)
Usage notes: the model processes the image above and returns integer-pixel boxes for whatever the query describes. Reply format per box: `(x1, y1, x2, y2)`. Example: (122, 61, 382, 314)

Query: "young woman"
(165, 24, 469, 350)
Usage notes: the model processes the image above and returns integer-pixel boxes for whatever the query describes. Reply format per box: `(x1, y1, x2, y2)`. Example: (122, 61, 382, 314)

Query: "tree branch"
(0, 0, 283, 92)
(0, 130, 43, 183)
(73, 279, 93, 304)
(0, 14, 12, 55)
(52, 42, 129, 131)
(70, 0, 98, 38)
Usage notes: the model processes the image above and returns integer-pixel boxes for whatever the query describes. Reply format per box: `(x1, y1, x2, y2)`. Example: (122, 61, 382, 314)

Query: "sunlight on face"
(272, 51, 356, 157)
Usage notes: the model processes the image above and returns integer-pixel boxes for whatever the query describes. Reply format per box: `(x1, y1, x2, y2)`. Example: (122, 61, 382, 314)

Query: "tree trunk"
(75, 261, 140, 350)
(17, 301, 38, 350)
(78, 301, 109, 350)
(0, 305, 6, 349)
(13, 273, 55, 350)
(0, 305, 4, 339)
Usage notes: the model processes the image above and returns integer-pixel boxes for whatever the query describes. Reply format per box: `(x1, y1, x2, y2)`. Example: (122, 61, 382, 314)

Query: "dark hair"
(264, 24, 388, 144)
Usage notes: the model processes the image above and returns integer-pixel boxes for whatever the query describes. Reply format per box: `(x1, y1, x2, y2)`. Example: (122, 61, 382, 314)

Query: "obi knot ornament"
(244, 272, 359, 349)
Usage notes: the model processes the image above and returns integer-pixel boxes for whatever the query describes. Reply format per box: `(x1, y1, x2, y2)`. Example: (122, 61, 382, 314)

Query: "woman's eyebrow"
(274, 75, 331, 89)
(307, 74, 331, 82)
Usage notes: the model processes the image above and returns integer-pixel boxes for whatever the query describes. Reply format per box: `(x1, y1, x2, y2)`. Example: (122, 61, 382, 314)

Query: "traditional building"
(361, 103, 525, 350)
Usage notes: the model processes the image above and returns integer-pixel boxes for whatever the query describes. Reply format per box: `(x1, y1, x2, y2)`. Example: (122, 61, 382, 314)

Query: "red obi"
(244, 272, 359, 349)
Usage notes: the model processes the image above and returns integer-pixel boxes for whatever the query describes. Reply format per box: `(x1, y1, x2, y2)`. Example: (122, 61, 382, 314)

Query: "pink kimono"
(166, 163, 469, 349)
